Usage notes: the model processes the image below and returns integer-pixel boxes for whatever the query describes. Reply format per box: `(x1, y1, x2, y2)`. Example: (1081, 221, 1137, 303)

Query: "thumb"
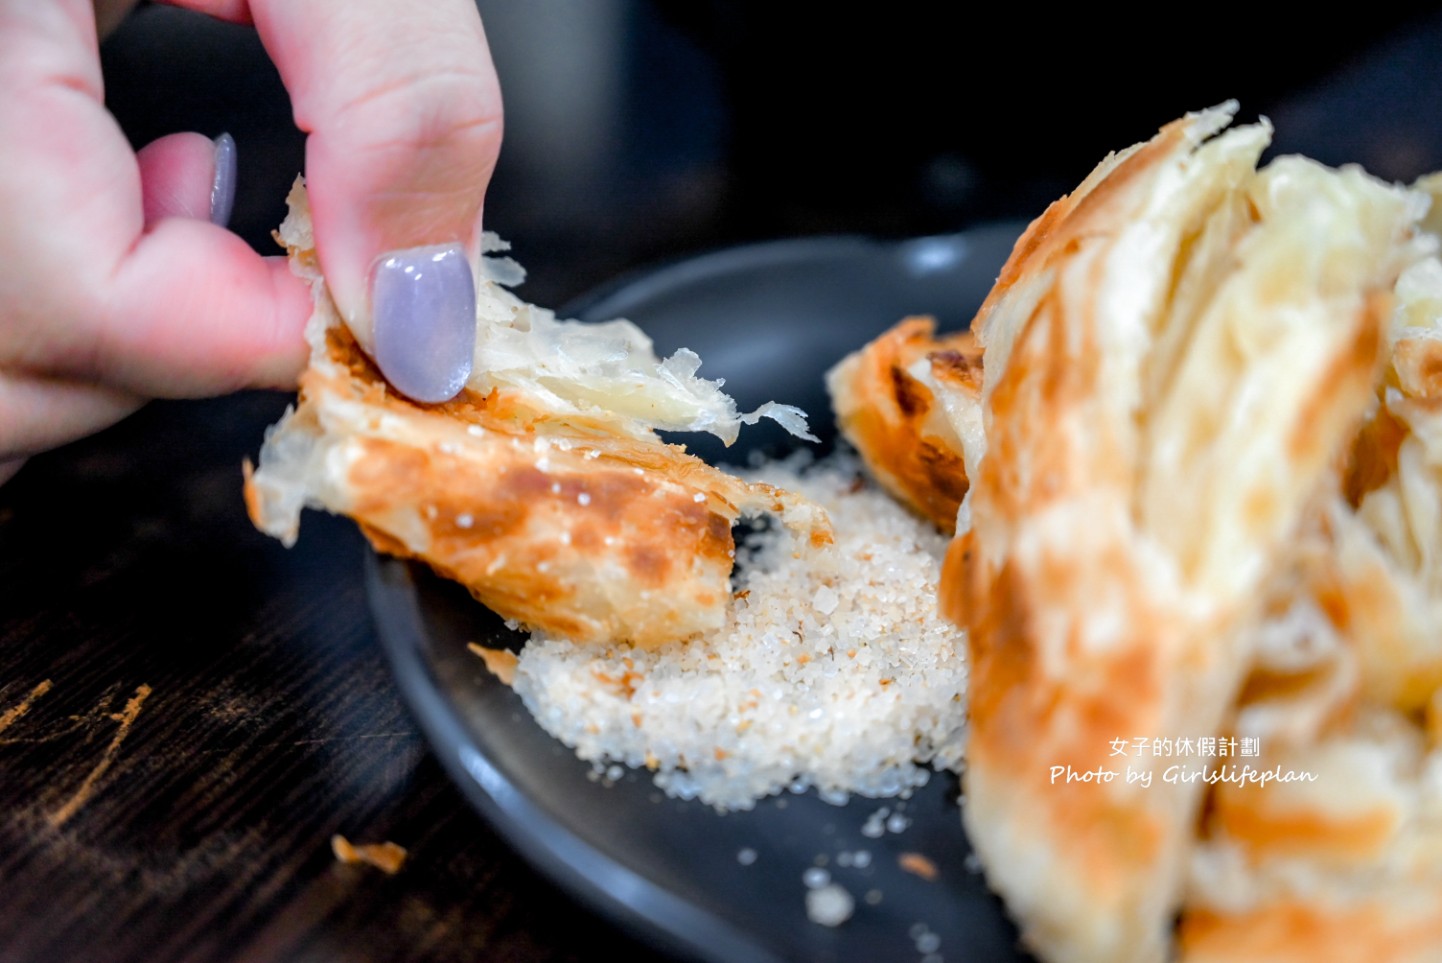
(134, 130, 236, 228)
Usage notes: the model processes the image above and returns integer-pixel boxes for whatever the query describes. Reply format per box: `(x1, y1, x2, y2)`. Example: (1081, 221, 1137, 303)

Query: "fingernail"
(371, 245, 476, 403)
(209, 132, 236, 227)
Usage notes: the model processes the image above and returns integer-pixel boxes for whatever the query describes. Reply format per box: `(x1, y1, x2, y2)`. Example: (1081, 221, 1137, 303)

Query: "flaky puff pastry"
(937, 103, 1437, 963)
(245, 181, 830, 648)
(825, 318, 980, 532)
(1175, 226, 1442, 962)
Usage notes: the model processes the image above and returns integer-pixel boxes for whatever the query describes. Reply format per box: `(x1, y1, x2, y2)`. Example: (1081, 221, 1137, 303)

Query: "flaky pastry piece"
(245, 180, 831, 649)
(825, 317, 980, 532)
(1175, 239, 1442, 963)
(937, 102, 1436, 963)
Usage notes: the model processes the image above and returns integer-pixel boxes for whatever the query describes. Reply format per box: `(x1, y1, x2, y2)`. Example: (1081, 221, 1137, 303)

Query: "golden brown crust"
(826, 317, 977, 532)
(245, 185, 831, 649)
(245, 323, 831, 649)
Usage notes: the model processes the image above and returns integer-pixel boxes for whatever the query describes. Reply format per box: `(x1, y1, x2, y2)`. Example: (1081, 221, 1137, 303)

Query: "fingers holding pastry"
(0, 0, 313, 467)
(0, 0, 503, 475)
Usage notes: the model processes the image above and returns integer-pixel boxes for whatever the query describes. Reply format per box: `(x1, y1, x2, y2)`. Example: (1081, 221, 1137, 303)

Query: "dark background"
(101, 1, 1442, 308)
(5, 4, 1442, 963)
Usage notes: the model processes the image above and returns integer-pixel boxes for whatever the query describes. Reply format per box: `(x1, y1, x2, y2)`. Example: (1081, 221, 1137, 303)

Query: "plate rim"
(367, 552, 787, 963)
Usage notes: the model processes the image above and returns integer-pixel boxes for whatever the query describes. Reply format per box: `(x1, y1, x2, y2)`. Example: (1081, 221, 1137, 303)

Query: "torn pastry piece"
(331, 834, 407, 874)
(938, 102, 1434, 963)
(825, 317, 980, 532)
(1177, 249, 1442, 963)
(1180, 710, 1442, 963)
(246, 180, 831, 649)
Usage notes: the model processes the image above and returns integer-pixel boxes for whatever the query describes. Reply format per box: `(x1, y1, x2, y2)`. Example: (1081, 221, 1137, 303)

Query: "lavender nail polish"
(371, 245, 476, 403)
(209, 133, 236, 227)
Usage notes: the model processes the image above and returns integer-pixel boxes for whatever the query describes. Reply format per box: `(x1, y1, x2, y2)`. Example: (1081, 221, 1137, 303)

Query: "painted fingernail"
(371, 245, 476, 403)
(209, 132, 236, 227)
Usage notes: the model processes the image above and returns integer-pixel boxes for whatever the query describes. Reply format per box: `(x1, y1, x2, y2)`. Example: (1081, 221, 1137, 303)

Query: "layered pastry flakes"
(245, 181, 830, 649)
(838, 103, 1442, 963)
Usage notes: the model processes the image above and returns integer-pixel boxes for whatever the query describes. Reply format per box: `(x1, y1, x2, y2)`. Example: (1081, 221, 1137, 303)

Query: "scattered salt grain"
(805, 883, 854, 927)
(511, 452, 968, 811)
(803, 867, 831, 889)
(737, 847, 758, 866)
(862, 808, 890, 839)
(911, 924, 941, 955)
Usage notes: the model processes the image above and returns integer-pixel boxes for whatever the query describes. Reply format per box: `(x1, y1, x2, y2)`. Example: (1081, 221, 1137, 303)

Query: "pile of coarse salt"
(511, 452, 968, 811)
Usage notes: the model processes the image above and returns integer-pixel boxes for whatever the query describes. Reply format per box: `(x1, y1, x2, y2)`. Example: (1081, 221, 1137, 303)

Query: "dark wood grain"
(0, 393, 675, 963)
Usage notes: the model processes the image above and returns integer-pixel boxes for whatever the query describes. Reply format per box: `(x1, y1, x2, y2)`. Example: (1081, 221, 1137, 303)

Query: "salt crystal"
(813, 585, 839, 615)
(805, 884, 854, 927)
(803, 867, 831, 889)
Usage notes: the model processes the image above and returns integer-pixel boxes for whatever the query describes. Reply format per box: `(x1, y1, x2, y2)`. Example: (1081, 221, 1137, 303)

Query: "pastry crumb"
(331, 834, 407, 874)
(898, 852, 938, 881)
(468, 643, 519, 686)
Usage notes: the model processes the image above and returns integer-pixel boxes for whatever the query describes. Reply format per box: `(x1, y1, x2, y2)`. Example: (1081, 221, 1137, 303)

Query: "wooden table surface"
(0, 391, 676, 963)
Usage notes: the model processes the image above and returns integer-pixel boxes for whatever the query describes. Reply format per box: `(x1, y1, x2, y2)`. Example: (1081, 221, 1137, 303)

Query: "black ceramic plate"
(368, 223, 1034, 963)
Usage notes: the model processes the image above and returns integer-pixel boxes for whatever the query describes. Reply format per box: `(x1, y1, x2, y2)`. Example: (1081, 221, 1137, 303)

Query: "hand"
(0, 0, 503, 483)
